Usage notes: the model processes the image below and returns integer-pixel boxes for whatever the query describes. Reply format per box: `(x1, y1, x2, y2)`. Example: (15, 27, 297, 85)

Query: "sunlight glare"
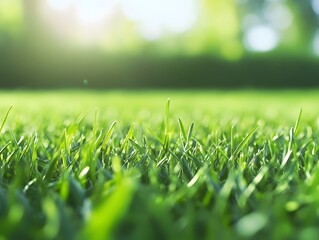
(45, 0, 198, 43)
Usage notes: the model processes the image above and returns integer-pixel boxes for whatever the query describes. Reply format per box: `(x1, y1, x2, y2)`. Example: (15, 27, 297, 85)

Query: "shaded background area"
(1, 0, 319, 89)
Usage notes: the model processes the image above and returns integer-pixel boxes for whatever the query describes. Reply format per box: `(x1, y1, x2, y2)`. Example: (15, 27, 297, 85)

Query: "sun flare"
(43, 0, 198, 46)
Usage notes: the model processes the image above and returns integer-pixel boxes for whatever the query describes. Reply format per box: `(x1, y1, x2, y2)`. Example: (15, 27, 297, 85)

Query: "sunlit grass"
(0, 90, 319, 239)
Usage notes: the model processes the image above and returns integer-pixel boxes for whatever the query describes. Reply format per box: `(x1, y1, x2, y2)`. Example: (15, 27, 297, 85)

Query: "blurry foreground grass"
(1, 90, 319, 239)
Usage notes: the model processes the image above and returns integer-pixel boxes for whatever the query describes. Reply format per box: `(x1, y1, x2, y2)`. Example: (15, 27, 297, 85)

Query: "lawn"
(0, 90, 319, 239)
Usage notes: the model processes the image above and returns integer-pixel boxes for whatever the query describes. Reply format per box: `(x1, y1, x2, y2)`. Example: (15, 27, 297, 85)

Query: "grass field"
(1, 90, 319, 239)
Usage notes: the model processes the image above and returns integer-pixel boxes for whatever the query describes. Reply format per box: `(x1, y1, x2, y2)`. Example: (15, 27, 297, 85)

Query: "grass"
(0, 90, 319, 239)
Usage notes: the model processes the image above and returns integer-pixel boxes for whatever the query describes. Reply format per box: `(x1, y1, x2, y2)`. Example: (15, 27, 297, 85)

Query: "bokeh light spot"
(244, 25, 279, 52)
(121, 0, 197, 40)
(312, 0, 319, 15)
(264, 2, 293, 30)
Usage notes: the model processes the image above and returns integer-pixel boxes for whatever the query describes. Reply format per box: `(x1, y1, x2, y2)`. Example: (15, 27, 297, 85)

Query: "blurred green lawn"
(1, 90, 318, 125)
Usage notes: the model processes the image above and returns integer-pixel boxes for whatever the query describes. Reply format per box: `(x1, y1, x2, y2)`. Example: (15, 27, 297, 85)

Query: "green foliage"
(0, 91, 318, 239)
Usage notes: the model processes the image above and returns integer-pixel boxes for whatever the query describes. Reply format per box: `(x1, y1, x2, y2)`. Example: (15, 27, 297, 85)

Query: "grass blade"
(233, 125, 258, 158)
(280, 149, 293, 169)
(178, 118, 187, 142)
(186, 122, 195, 148)
(293, 109, 302, 134)
(165, 98, 170, 135)
(146, 125, 164, 145)
(239, 166, 268, 206)
(120, 123, 135, 153)
(101, 121, 117, 150)
(0, 106, 12, 133)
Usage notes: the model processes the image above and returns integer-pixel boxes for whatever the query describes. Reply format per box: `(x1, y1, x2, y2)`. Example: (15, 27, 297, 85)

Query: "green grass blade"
(165, 98, 170, 135)
(146, 125, 164, 145)
(293, 109, 302, 134)
(120, 123, 135, 153)
(101, 121, 117, 150)
(83, 177, 135, 240)
(0, 141, 11, 155)
(280, 149, 293, 169)
(178, 118, 187, 142)
(230, 125, 234, 156)
(0, 106, 12, 133)
(186, 122, 195, 148)
(239, 166, 268, 207)
(233, 125, 258, 158)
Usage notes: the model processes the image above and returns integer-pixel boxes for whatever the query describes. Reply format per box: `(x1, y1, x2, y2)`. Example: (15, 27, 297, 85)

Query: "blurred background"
(1, 0, 319, 89)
